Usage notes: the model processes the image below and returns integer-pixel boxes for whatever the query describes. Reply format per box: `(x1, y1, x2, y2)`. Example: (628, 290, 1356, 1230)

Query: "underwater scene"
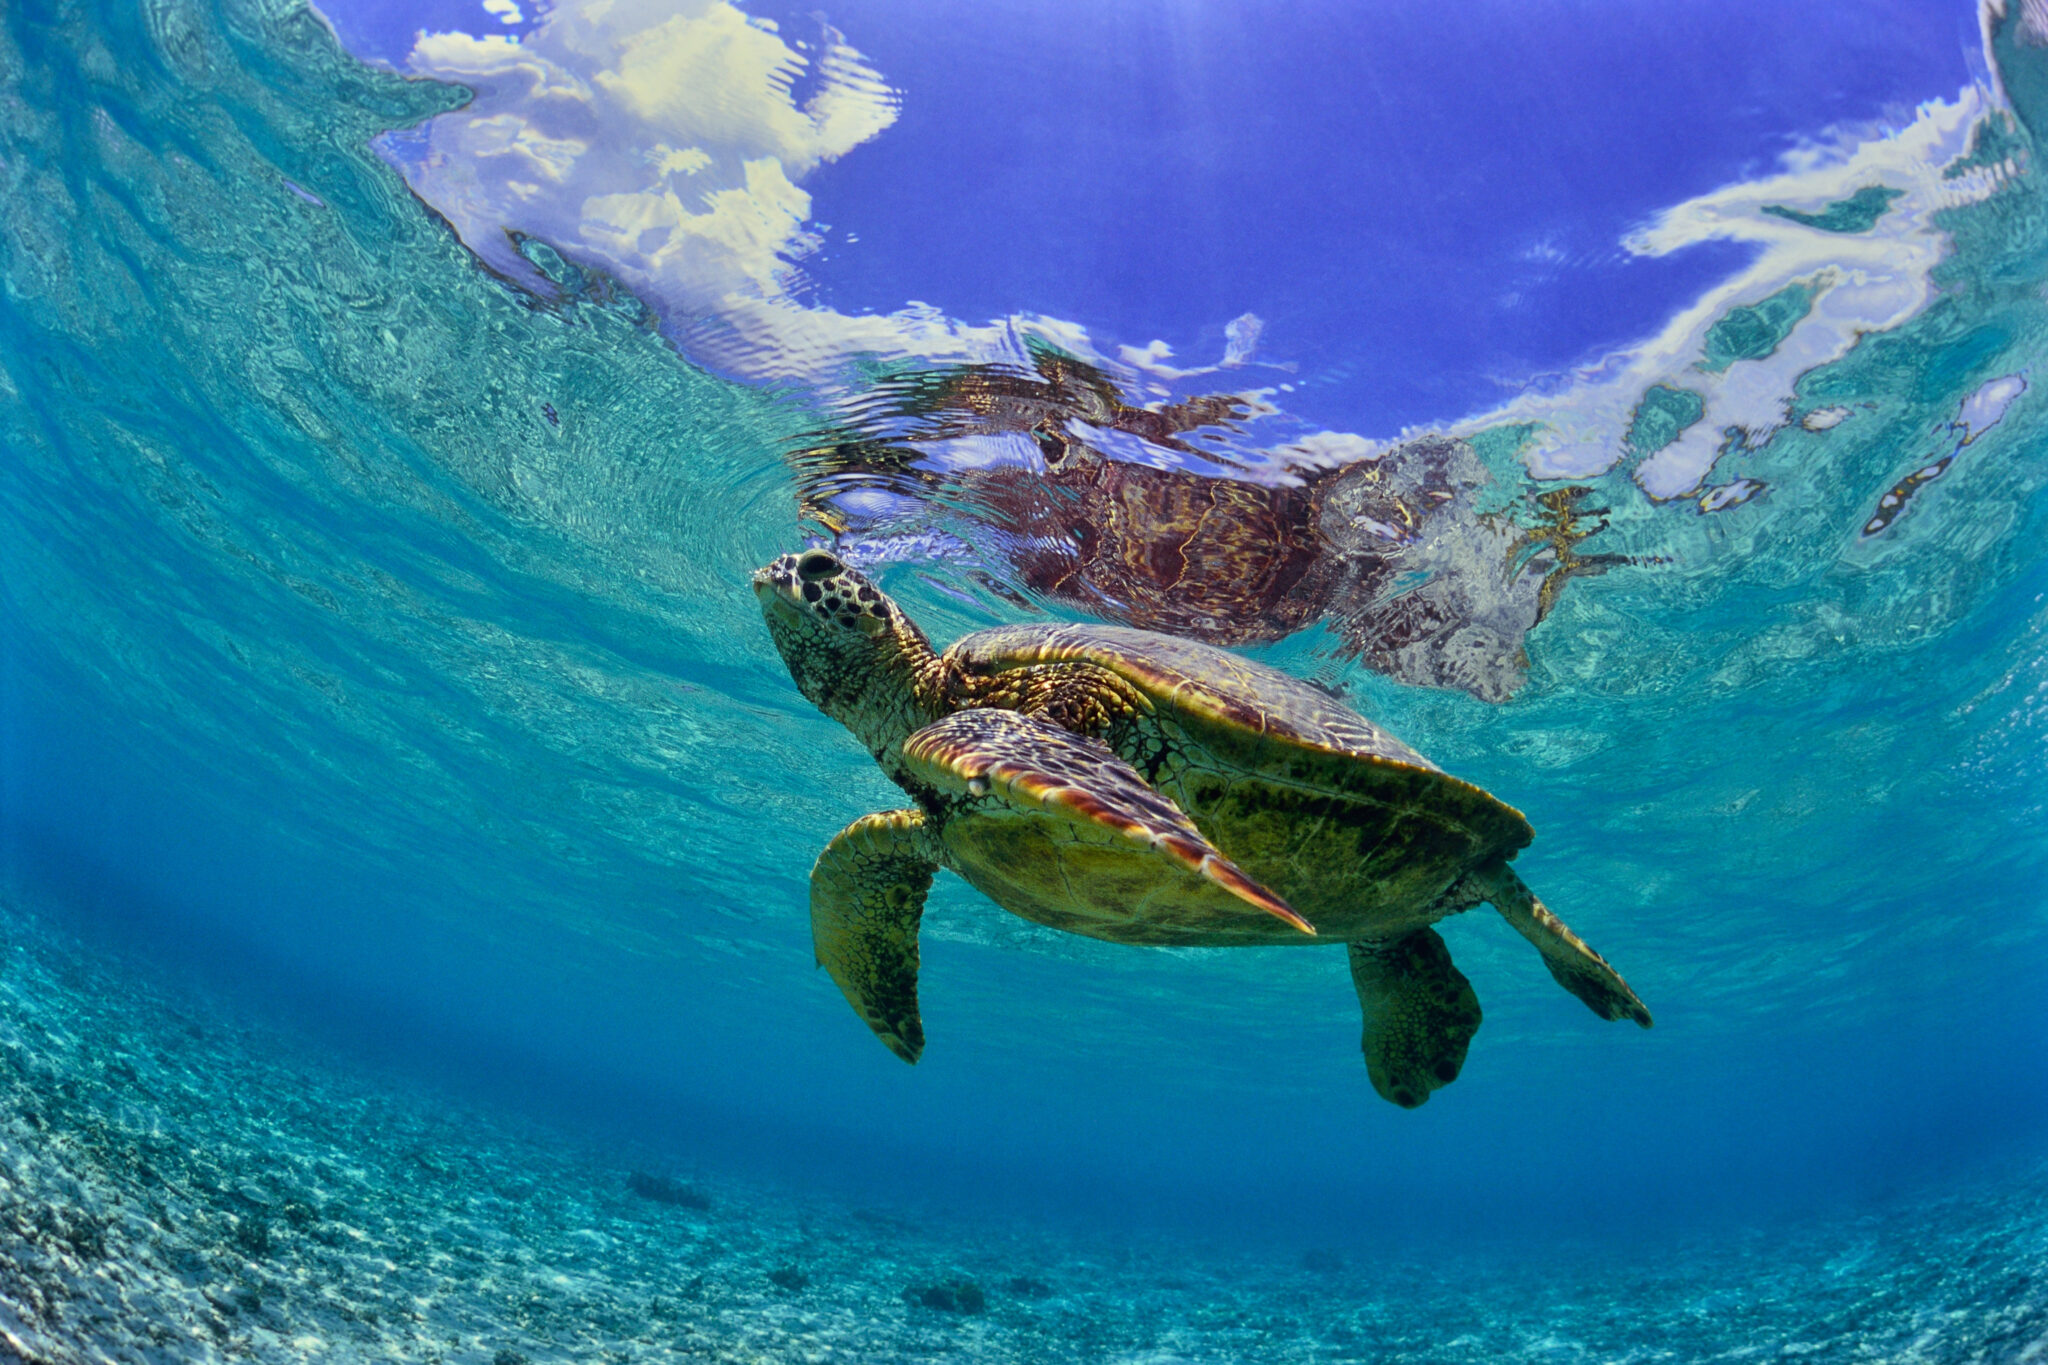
(3, 0, 2048, 1359)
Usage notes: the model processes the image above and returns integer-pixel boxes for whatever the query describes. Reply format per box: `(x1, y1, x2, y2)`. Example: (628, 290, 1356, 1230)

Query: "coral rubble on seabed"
(0, 891, 2043, 1364)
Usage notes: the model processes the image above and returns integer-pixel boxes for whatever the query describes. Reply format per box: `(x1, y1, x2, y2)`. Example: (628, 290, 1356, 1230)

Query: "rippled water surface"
(3, 0, 2048, 1359)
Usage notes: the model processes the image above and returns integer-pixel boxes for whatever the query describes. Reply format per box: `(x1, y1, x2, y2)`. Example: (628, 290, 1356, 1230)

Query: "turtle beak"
(752, 557, 800, 610)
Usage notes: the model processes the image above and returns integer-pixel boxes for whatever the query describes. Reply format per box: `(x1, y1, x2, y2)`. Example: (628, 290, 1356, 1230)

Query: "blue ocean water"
(2, 0, 2048, 1359)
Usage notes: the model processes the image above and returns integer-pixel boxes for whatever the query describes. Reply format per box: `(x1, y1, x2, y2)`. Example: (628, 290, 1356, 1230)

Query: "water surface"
(2, 0, 2047, 1358)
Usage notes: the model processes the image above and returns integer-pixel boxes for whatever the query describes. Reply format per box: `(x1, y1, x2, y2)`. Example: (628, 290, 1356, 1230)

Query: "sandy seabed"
(0, 894, 2042, 1365)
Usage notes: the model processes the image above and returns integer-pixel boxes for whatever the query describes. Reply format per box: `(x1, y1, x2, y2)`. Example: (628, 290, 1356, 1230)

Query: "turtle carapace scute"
(754, 550, 1651, 1109)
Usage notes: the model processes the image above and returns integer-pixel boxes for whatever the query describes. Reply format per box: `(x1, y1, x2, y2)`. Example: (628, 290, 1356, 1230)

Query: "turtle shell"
(958, 460, 1329, 645)
(945, 623, 1533, 937)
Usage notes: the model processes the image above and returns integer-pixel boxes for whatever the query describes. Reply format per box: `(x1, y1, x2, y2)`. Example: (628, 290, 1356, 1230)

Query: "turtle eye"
(796, 550, 839, 583)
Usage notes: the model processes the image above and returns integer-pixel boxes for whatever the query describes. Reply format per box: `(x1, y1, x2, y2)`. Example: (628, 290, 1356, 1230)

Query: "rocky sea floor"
(1, 895, 2044, 1365)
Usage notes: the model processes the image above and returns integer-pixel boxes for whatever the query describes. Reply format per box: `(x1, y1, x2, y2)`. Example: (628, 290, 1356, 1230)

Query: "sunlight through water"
(2, 0, 2048, 1359)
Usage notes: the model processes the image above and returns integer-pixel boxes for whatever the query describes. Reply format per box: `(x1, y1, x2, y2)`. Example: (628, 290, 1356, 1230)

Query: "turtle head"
(753, 549, 944, 745)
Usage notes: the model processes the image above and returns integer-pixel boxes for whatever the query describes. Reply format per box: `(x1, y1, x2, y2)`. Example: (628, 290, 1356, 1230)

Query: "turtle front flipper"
(1348, 930, 1482, 1108)
(811, 809, 939, 1063)
(1474, 861, 1653, 1027)
(902, 708, 1314, 938)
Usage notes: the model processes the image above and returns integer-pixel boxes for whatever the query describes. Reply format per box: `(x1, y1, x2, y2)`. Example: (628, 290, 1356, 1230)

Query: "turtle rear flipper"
(811, 809, 938, 1063)
(1475, 862, 1652, 1027)
(902, 708, 1314, 940)
(1348, 930, 1482, 1108)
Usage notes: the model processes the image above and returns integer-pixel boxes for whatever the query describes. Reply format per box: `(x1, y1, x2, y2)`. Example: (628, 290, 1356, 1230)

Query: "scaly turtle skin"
(755, 549, 1652, 1108)
(797, 349, 1641, 701)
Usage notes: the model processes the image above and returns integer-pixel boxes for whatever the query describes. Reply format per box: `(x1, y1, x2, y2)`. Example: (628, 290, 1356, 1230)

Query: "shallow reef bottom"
(0, 896, 2043, 1365)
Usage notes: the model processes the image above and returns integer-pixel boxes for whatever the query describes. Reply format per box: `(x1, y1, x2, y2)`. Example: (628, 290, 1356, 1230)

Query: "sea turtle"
(796, 349, 1643, 701)
(754, 548, 1652, 1108)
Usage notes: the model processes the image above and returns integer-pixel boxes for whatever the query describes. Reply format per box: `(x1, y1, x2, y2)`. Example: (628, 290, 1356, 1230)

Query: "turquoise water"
(3, 0, 2048, 1358)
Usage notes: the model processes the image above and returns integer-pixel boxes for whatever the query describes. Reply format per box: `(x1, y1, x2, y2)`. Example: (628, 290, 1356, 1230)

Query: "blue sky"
(318, 0, 1982, 448)
(765, 0, 1976, 429)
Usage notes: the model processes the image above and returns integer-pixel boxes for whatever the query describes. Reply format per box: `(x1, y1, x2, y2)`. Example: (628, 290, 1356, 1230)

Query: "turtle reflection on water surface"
(797, 349, 1645, 702)
(755, 549, 1652, 1109)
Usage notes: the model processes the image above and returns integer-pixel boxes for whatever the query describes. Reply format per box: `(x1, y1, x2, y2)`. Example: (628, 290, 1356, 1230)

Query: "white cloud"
(391, 0, 905, 356)
(377, 0, 2008, 498)
(381, 0, 1284, 393)
(1288, 430, 1383, 468)
(581, 155, 812, 296)
(1435, 92, 1997, 499)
